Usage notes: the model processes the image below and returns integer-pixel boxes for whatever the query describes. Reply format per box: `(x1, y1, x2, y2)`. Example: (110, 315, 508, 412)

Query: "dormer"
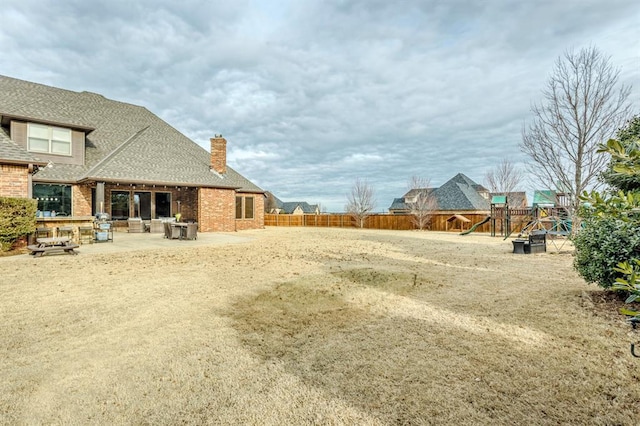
(0, 114, 94, 166)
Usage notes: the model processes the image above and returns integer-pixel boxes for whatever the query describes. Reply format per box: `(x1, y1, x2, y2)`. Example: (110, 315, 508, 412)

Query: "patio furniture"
(127, 217, 144, 233)
(169, 222, 184, 239)
(78, 226, 94, 244)
(184, 222, 198, 240)
(57, 225, 74, 240)
(150, 219, 163, 233)
(28, 237, 79, 257)
(35, 227, 53, 239)
(529, 230, 547, 253)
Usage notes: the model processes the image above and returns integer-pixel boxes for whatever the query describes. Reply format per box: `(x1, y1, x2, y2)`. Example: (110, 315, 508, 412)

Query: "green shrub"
(573, 216, 640, 288)
(0, 197, 37, 251)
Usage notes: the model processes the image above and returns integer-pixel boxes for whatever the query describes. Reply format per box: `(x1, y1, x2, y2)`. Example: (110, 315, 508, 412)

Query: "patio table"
(28, 237, 79, 256)
(171, 222, 188, 239)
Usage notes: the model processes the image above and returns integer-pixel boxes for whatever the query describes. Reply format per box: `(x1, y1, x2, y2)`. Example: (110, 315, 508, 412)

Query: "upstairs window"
(28, 123, 72, 155)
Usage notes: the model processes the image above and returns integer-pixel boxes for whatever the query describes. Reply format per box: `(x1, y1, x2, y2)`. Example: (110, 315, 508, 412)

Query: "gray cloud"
(1, 0, 638, 211)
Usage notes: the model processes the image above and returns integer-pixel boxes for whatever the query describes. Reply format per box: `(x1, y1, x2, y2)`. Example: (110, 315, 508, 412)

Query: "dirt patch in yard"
(1, 228, 639, 425)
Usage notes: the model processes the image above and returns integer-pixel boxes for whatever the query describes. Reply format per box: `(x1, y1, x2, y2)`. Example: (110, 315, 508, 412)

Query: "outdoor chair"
(170, 224, 182, 239)
(163, 222, 172, 239)
(150, 219, 163, 233)
(57, 226, 75, 240)
(127, 217, 144, 233)
(184, 222, 198, 240)
(35, 227, 52, 239)
(78, 226, 94, 244)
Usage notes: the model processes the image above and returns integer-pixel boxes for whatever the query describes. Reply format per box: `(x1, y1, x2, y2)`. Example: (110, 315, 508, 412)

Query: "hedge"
(0, 197, 37, 251)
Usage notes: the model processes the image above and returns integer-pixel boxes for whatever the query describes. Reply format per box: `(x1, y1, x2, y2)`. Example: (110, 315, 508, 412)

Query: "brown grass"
(1, 227, 639, 425)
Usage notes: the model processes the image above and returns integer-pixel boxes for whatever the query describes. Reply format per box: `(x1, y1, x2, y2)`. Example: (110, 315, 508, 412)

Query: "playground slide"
(459, 216, 491, 235)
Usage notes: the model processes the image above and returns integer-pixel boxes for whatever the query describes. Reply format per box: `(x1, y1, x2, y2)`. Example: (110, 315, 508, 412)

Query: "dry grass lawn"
(1, 227, 639, 425)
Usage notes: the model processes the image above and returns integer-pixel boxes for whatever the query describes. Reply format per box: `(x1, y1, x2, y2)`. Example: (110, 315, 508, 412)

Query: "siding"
(10, 120, 85, 166)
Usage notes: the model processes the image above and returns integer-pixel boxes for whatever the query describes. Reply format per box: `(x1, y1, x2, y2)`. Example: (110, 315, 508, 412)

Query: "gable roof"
(0, 75, 262, 193)
(281, 201, 318, 214)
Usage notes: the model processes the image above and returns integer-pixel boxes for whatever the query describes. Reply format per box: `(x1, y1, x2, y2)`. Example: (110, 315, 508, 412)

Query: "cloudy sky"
(1, 0, 638, 211)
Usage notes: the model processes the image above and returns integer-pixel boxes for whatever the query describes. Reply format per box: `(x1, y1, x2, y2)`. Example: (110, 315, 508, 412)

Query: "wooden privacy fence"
(265, 212, 533, 234)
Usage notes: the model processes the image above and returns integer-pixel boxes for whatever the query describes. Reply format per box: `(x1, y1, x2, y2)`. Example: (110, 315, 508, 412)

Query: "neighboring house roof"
(389, 197, 407, 211)
(435, 173, 490, 210)
(281, 201, 318, 214)
(0, 75, 262, 193)
(265, 192, 285, 209)
(0, 126, 46, 165)
(389, 173, 490, 212)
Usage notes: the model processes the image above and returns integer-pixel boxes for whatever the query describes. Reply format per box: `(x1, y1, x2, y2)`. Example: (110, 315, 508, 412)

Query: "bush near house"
(0, 197, 37, 251)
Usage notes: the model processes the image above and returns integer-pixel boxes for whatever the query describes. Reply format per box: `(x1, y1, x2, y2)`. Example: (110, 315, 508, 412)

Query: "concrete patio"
(8, 230, 255, 259)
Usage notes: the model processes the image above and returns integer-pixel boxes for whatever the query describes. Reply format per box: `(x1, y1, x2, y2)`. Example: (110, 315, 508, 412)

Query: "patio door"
(134, 192, 151, 220)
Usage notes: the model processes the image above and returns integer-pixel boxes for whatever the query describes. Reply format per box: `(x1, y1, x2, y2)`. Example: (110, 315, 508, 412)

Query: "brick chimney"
(210, 135, 227, 174)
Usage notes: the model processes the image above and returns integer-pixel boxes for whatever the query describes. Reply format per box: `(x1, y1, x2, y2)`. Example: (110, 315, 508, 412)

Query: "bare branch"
(345, 178, 376, 228)
(520, 45, 632, 220)
(405, 176, 438, 230)
(484, 158, 524, 193)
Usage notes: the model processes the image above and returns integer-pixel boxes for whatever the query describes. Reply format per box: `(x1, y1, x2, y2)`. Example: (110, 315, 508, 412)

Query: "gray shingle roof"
(0, 126, 46, 164)
(0, 75, 262, 192)
(281, 201, 317, 214)
(388, 173, 490, 212)
(434, 173, 490, 211)
(389, 197, 407, 211)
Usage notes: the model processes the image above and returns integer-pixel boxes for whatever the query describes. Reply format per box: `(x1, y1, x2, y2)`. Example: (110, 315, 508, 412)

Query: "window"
(235, 195, 255, 219)
(155, 192, 171, 218)
(28, 123, 72, 155)
(33, 184, 72, 216)
(134, 192, 151, 219)
(245, 196, 254, 219)
(111, 191, 130, 220)
(235, 196, 243, 219)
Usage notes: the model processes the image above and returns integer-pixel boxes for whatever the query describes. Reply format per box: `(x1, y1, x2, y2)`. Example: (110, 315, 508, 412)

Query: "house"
(263, 191, 319, 215)
(389, 173, 490, 214)
(280, 201, 319, 215)
(0, 75, 264, 232)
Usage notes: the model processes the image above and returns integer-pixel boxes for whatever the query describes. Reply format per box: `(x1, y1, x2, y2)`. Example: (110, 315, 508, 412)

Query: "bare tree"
(405, 176, 438, 230)
(484, 158, 524, 193)
(520, 46, 631, 223)
(345, 178, 376, 228)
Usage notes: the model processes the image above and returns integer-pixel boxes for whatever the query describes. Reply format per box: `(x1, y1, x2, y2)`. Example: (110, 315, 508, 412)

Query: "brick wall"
(73, 184, 92, 216)
(0, 164, 30, 198)
(235, 193, 265, 231)
(198, 187, 235, 232)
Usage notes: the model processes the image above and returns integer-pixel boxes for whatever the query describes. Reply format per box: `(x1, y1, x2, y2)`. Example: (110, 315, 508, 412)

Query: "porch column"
(96, 182, 105, 213)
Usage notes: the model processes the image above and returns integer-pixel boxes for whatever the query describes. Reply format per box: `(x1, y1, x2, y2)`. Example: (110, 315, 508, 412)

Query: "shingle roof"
(0, 126, 46, 165)
(0, 75, 262, 192)
(279, 201, 318, 214)
(389, 197, 408, 211)
(388, 173, 490, 212)
(432, 173, 490, 211)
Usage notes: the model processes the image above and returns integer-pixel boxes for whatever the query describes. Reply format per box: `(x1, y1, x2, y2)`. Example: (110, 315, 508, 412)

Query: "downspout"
(27, 164, 34, 198)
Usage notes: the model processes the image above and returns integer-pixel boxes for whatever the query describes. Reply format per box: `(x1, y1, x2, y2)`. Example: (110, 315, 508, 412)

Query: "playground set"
(460, 191, 572, 252)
